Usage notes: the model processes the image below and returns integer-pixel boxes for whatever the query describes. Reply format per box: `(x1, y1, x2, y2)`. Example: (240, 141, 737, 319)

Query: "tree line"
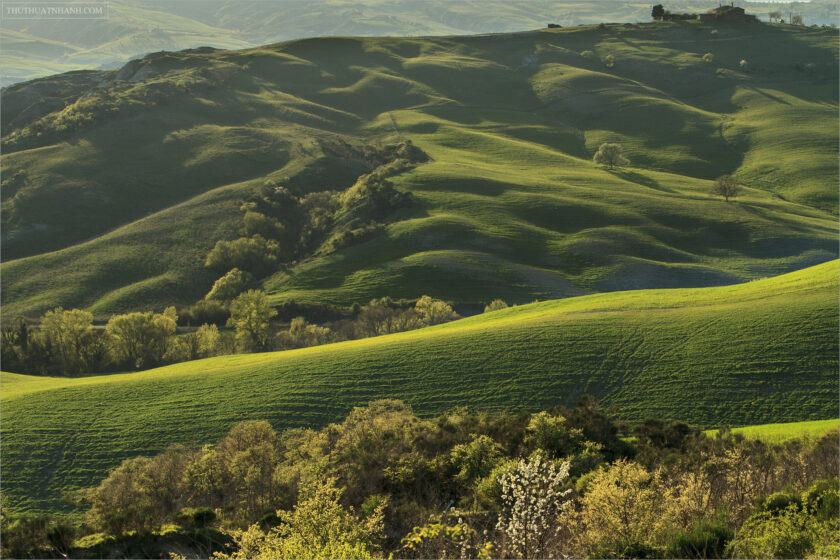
(2, 400, 836, 558)
(0, 293, 505, 375)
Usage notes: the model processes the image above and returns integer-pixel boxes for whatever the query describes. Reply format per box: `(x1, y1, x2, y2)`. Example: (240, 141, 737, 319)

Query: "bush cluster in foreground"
(2, 400, 837, 559)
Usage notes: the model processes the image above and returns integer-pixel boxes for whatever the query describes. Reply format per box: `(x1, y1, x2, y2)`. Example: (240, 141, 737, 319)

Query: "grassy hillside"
(2, 22, 837, 317)
(705, 419, 840, 443)
(2, 260, 837, 511)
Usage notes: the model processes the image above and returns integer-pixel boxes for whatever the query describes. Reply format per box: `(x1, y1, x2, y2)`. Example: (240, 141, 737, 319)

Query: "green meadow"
(2, 22, 838, 317)
(706, 419, 840, 443)
(2, 260, 837, 512)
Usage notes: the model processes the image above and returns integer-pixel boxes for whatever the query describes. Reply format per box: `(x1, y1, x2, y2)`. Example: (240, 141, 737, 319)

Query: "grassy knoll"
(2, 260, 837, 512)
(706, 418, 840, 443)
(1, 22, 837, 316)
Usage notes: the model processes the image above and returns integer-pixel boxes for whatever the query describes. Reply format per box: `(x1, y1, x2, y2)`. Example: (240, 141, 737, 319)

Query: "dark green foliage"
(178, 507, 218, 529)
(762, 492, 802, 515)
(204, 235, 279, 276)
(801, 478, 840, 520)
(634, 420, 698, 450)
(669, 519, 733, 559)
(652, 4, 665, 20)
(179, 299, 230, 326)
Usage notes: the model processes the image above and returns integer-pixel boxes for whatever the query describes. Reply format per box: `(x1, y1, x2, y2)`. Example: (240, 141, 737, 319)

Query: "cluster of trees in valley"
(0, 292, 476, 375)
(2, 400, 837, 559)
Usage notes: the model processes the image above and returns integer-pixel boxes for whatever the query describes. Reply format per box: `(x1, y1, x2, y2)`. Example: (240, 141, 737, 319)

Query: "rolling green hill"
(2, 22, 838, 318)
(4, 1, 838, 85)
(2, 260, 838, 512)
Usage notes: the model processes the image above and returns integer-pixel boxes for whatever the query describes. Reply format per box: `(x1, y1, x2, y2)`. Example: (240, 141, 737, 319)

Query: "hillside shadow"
(610, 169, 677, 194)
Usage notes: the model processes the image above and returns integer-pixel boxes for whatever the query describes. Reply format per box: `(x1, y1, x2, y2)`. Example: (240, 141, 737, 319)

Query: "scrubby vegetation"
(2, 400, 836, 559)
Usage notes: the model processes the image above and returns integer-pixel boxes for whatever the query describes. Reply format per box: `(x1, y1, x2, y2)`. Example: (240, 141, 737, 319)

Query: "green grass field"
(2, 260, 837, 512)
(2, 22, 837, 317)
(705, 419, 840, 443)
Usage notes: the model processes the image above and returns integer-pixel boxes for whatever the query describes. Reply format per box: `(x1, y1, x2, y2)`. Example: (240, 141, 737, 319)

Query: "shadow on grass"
(610, 168, 678, 194)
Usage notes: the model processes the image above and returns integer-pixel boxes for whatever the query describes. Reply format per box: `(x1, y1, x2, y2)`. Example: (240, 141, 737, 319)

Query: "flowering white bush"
(495, 453, 572, 558)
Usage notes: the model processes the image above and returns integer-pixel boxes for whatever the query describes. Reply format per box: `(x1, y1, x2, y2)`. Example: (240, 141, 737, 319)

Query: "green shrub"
(801, 479, 840, 520)
(669, 519, 732, 559)
(728, 507, 821, 559)
(524, 411, 583, 458)
(762, 492, 802, 515)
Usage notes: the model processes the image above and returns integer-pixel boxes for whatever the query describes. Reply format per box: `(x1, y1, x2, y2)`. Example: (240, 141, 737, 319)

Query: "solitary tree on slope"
(593, 143, 629, 170)
(711, 175, 742, 202)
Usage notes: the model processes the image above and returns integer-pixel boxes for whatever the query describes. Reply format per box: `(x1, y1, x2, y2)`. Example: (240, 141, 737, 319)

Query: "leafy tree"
(205, 235, 279, 276)
(450, 435, 503, 486)
(228, 290, 277, 352)
(218, 478, 384, 560)
(791, 14, 804, 25)
(328, 400, 433, 505)
(37, 308, 101, 374)
(576, 461, 676, 556)
(769, 10, 782, 23)
(0, 513, 51, 558)
(85, 456, 159, 535)
(104, 307, 177, 369)
(711, 175, 742, 202)
(215, 420, 283, 521)
(727, 506, 830, 559)
(243, 211, 285, 240)
(85, 445, 191, 536)
(652, 4, 665, 20)
(414, 295, 459, 326)
(0, 317, 30, 372)
(484, 299, 508, 313)
(277, 317, 334, 349)
(352, 299, 425, 337)
(524, 412, 584, 458)
(206, 268, 253, 301)
(195, 323, 222, 357)
(593, 142, 629, 169)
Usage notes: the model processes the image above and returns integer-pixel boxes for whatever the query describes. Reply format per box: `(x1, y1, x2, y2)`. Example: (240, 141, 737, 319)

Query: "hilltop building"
(652, 3, 758, 23)
(699, 4, 758, 23)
